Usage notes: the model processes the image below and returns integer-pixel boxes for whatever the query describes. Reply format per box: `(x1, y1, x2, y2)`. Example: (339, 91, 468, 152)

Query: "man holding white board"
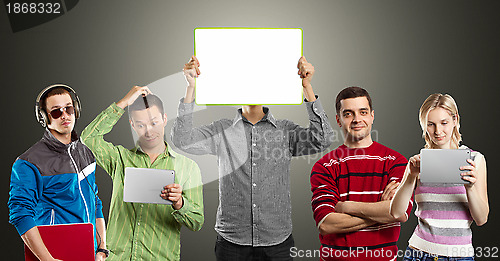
(81, 88, 204, 260)
(172, 55, 333, 260)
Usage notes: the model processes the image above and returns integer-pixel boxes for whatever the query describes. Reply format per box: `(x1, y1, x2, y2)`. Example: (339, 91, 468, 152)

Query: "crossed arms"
(311, 159, 410, 236)
(317, 180, 406, 235)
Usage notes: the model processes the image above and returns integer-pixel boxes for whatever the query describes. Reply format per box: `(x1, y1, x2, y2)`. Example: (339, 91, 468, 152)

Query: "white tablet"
(194, 28, 303, 105)
(420, 149, 471, 184)
(123, 167, 175, 204)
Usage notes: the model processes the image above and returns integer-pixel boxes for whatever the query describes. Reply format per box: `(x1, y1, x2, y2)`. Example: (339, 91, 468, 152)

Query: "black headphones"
(35, 84, 81, 128)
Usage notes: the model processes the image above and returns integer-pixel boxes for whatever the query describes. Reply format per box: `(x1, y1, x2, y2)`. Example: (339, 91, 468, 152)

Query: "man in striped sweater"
(310, 87, 412, 261)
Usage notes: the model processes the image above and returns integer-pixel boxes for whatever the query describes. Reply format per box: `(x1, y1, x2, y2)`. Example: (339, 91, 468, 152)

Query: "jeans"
(215, 234, 294, 261)
(403, 247, 474, 261)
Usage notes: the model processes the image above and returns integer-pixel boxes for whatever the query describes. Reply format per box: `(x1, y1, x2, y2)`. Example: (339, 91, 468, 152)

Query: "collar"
(132, 141, 176, 158)
(42, 128, 79, 153)
(233, 107, 277, 128)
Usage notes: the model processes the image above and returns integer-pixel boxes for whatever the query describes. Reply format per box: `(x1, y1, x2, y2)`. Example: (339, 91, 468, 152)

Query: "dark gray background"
(1, 0, 499, 260)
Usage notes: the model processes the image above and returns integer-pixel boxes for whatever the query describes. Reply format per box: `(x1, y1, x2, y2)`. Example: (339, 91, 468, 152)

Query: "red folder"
(24, 223, 95, 261)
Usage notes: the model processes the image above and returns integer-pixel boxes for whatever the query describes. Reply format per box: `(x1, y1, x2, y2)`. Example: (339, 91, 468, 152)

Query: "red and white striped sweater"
(310, 142, 411, 261)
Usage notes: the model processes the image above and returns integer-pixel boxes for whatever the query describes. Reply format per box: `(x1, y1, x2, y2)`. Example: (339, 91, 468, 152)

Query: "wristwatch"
(96, 248, 109, 258)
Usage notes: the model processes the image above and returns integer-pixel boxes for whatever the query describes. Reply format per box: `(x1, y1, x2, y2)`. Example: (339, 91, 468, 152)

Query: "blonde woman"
(390, 93, 489, 260)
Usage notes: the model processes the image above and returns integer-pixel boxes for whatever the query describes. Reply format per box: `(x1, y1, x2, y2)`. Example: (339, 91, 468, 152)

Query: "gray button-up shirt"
(171, 97, 333, 246)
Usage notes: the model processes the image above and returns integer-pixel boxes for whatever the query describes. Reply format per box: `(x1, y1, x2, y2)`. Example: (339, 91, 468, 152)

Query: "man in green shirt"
(81, 86, 204, 260)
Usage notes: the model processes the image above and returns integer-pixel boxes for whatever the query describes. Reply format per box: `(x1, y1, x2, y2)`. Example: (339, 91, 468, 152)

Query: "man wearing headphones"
(8, 85, 108, 261)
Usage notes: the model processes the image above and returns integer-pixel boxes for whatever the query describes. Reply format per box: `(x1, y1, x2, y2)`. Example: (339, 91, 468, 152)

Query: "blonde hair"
(419, 93, 461, 149)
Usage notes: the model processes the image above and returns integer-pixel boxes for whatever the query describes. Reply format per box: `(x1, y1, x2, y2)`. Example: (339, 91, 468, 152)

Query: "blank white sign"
(194, 28, 303, 105)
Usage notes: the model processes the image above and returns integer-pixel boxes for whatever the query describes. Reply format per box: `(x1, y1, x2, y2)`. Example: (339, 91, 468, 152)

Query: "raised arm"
(289, 57, 334, 156)
(81, 86, 151, 176)
(297, 56, 316, 102)
(183, 55, 199, 104)
(171, 56, 221, 155)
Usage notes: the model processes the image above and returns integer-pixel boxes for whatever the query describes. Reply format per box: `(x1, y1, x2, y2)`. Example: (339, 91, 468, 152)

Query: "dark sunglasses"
(49, 106, 75, 119)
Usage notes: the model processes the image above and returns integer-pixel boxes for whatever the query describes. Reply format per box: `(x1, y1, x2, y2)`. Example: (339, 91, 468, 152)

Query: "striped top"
(81, 103, 204, 261)
(409, 146, 483, 257)
(311, 142, 410, 260)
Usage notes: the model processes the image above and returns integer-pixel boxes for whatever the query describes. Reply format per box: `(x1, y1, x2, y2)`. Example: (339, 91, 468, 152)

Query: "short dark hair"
(41, 87, 71, 113)
(128, 94, 164, 117)
(335, 86, 373, 114)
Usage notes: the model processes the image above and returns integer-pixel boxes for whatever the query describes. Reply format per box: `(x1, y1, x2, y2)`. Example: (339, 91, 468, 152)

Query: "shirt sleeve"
(171, 157, 204, 231)
(310, 158, 339, 227)
(8, 159, 43, 236)
(388, 154, 413, 218)
(170, 98, 220, 155)
(81, 103, 124, 178)
(288, 97, 334, 156)
(94, 184, 104, 219)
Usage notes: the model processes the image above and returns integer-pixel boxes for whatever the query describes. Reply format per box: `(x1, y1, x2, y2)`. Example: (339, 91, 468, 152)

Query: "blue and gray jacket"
(8, 129, 103, 247)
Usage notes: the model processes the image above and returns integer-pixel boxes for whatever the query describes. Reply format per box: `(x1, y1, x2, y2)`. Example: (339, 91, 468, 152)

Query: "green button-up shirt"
(81, 103, 204, 261)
